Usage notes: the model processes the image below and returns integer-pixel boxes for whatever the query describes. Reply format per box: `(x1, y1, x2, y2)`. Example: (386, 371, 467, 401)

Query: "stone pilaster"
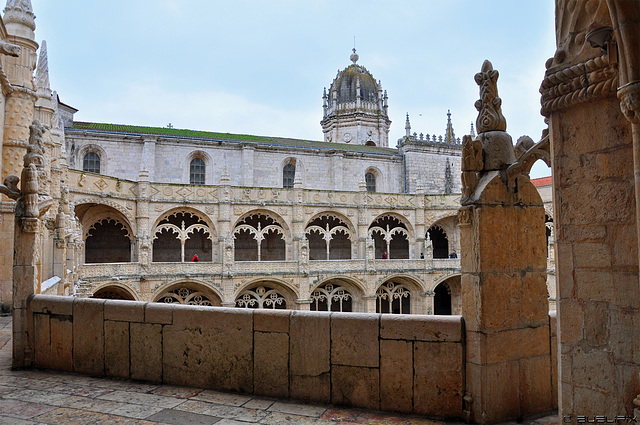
(13, 215, 38, 368)
(135, 171, 150, 265)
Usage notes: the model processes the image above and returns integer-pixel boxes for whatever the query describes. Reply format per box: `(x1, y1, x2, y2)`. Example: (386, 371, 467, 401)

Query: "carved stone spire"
(36, 40, 50, 94)
(444, 109, 456, 143)
(3, 0, 35, 38)
(474, 60, 507, 133)
(405, 113, 411, 137)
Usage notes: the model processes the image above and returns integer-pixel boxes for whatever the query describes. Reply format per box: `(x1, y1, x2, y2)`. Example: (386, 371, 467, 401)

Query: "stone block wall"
(28, 294, 466, 418)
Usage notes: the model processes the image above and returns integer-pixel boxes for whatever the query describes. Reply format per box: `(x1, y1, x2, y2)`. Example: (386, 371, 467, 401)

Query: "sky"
(31, 0, 555, 178)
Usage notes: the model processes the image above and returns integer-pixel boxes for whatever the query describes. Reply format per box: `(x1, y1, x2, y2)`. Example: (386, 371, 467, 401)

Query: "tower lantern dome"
(321, 49, 391, 147)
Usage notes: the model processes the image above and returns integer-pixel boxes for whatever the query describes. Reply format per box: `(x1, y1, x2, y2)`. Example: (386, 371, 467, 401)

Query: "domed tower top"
(321, 49, 391, 147)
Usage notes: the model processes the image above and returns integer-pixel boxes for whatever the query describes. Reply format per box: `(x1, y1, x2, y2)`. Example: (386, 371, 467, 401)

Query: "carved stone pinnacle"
(474, 60, 507, 133)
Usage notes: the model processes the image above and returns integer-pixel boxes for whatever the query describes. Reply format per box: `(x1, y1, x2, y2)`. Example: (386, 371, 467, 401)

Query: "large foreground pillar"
(461, 61, 552, 423)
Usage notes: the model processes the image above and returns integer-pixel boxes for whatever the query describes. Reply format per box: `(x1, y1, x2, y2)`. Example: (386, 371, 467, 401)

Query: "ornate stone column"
(4, 119, 53, 368)
(460, 61, 551, 423)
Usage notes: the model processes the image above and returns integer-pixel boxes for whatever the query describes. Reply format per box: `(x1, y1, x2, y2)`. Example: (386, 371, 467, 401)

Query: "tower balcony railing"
(324, 100, 383, 116)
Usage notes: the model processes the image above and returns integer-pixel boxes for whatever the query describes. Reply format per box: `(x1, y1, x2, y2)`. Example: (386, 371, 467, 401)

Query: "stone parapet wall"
(28, 294, 465, 418)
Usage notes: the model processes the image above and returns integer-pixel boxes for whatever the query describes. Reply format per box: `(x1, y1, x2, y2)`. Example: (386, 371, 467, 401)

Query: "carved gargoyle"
(9, 120, 54, 219)
(0, 175, 20, 200)
(24, 119, 46, 168)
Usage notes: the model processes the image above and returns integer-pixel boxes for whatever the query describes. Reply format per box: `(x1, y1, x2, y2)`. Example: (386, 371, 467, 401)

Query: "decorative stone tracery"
(305, 214, 352, 260)
(157, 286, 218, 306)
(311, 282, 353, 312)
(376, 281, 411, 314)
(233, 213, 285, 261)
(368, 215, 409, 259)
(235, 285, 287, 309)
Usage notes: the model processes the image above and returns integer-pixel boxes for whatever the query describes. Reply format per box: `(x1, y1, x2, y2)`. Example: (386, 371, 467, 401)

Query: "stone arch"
(433, 274, 461, 315)
(375, 274, 423, 315)
(75, 203, 134, 264)
(152, 208, 216, 262)
(73, 198, 136, 230)
(91, 283, 138, 301)
(152, 280, 223, 306)
(427, 224, 449, 259)
(427, 214, 459, 259)
(305, 211, 355, 234)
(233, 210, 290, 261)
(305, 212, 355, 260)
(152, 206, 216, 231)
(77, 144, 107, 174)
(311, 276, 366, 312)
(234, 278, 298, 310)
(369, 213, 414, 259)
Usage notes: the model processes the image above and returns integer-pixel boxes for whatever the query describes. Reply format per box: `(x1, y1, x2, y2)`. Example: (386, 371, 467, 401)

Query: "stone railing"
(78, 259, 462, 281)
(28, 295, 465, 417)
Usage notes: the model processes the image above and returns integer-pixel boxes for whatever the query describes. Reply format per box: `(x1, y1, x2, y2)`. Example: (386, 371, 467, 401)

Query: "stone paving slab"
(146, 408, 223, 424)
(0, 316, 560, 425)
(0, 399, 57, 419)
(32, 407, 158, 424)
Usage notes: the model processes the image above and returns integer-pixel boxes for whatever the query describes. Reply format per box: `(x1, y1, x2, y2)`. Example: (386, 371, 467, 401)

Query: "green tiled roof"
(70, 122, 399, 155)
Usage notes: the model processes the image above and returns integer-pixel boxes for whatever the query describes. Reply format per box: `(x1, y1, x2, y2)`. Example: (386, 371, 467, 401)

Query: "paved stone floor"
(0, 315, 558, 424)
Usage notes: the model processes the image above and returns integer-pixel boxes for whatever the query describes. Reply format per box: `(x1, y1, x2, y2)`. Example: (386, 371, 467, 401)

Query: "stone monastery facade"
(0, 0, 554, 317)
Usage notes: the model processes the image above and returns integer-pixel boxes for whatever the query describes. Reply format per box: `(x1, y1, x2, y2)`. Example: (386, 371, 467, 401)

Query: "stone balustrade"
(78, 259, 462, 280)
(29, 294, 466, 417)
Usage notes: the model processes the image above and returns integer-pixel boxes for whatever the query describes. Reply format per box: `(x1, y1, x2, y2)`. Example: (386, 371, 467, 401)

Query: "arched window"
(365, 171, 376, 192)
(190, 157, 206, 185)
(83, 152, 101, 174)
(283, 163, 296, 188)
(427, 225, 449, 259)
(434, 283, 452, 315)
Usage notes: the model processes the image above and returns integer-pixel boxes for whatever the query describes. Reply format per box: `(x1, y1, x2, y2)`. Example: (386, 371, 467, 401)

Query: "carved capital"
(617, 81, 640, 124)
(458, 207, 473, 226)
(20, 216, 38, 233)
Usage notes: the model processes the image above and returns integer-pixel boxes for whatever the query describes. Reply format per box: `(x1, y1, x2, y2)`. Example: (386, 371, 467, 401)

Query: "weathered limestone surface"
(162, 306, 254, 392)
(551, 97, 640, 414)
(27, 296, 466, 418)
